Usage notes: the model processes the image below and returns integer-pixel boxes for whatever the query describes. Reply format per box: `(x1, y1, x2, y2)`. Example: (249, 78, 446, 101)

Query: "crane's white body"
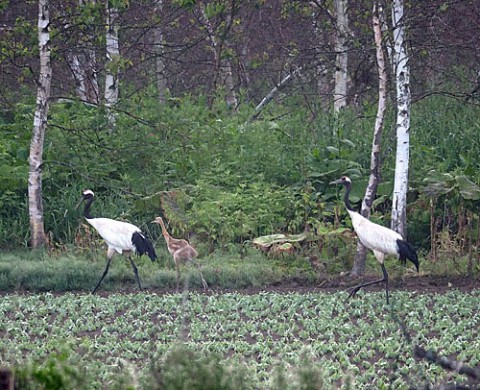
(85, 217, 141, 255)
(77, 189, 157, 293)
(347, 209, 402, 262)
(331, 176, 419, 303)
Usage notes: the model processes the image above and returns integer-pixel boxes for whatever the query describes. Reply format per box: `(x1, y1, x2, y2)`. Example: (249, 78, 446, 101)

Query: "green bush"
(2, 92, 480, 263)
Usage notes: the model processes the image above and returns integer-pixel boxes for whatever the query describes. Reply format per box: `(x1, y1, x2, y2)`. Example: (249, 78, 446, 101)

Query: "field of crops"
(1, 287, 479, 389)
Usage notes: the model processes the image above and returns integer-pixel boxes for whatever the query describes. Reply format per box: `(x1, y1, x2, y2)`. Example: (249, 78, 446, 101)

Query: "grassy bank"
(0, 248, 319, 293)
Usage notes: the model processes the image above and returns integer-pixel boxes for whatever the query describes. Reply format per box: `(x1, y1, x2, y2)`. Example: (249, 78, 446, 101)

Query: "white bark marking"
(105, 3, 120, 130)
(391, 0, 411, 237)
(28, 0, 52, 248)
(333, 0, 348, 112)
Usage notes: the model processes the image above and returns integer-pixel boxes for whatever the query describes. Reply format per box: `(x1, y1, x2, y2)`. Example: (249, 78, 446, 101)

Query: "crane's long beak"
(330, 179, 342, 185)
(75, 196, 85, 210)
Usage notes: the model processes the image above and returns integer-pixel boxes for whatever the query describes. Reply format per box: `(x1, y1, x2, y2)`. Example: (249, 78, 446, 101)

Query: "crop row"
(1, 289, 479, 388)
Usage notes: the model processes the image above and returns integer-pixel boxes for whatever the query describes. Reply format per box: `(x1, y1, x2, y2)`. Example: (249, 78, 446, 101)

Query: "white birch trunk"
(67, 50, 99, 104)
(351, 1, 388, 276)
(67, 0, 99, 105)
(154, 0, 168, 105)
(199, 1, 238, 110)
(68, 53, 88, 101)
(333, 0, 348, 112)
(391, 0, 411, 237)
(28, 0, 51, 248)
(104, 2, 120, 130)
(65, 0, 99, 104)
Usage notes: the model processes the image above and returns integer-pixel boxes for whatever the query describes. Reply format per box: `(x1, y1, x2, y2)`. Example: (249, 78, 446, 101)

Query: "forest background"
(1, 0, 480, 282)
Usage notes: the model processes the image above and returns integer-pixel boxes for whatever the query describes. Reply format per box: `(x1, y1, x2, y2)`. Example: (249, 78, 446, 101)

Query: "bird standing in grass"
(331, 176, 419, 303)
(76, 189, 157, 293)
(152, 216, 208, 291)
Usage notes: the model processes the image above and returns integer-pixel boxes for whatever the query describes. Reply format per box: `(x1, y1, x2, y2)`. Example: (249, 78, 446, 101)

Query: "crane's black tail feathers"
(397, 239, 419, 271)
(132, 232, 157, 262)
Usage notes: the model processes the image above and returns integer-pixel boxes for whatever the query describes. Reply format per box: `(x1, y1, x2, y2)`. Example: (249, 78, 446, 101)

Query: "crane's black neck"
(342, 181, 354, 212)
(82, 196, 94, 219)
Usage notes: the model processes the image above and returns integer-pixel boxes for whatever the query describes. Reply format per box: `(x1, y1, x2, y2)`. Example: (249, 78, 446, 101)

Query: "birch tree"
(333, 0, 348, 112)
(28, 0, 51, 248)
(66, 0, 99, 104)
(390, 0, 411, 237)
(351, 1, 388, 276)
(104, 1, 120, 131)
(198, 0, 238, 110)
(154, 0, 168, 105)
(67, 51, 99, 103)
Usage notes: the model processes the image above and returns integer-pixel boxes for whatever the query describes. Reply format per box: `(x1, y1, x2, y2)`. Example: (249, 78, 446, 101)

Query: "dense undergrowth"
(1, 93, 480, 276)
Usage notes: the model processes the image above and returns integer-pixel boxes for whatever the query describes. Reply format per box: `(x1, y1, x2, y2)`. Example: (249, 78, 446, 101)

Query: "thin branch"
(244, 66, 303, 125)
(390, 310, 480, 383)
(413, 345, 480, 381)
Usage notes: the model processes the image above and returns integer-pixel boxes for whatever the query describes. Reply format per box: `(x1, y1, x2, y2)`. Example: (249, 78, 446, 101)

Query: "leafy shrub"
(148, 344, 252, 390)
(13, 350, 89, 390)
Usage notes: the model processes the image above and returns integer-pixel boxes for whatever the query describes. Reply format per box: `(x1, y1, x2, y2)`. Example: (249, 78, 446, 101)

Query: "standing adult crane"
(76, 189, 157, 293)
(152, 216, 208, 291)
(331, 176, 419, 303)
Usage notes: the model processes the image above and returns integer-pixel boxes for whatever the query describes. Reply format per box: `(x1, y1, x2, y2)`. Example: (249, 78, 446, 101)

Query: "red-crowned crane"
(152, 216, 207, 291)
(331, 176, 419, 303)
(76, 189, 157, 293)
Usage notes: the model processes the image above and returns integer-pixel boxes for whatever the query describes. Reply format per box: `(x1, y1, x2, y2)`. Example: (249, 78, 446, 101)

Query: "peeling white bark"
(104, 2, 120, 130)
(67, 50, 99, 104)
(391, 0, 411, 237)
(333, 0, 348, 112)
(199, 1, 238, 110)
(28, 0, 51, 248)
(351, 1, 388, 276)
(154, 0, 168, 105)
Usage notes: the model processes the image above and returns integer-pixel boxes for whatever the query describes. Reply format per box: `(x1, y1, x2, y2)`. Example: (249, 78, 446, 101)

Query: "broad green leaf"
(455, 175, 480, 200)
(326, 146, 339, 155)
(252, 233, 307, 247)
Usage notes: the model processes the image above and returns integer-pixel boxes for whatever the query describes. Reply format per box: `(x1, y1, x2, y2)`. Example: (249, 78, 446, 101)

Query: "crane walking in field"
(152, 216, 208, 291)
(331, 176, 419, 303)
(76, 189, 157, 293)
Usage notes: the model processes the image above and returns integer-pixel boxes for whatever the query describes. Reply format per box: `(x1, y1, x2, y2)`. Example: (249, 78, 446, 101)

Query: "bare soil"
(109, 274, 480, 297)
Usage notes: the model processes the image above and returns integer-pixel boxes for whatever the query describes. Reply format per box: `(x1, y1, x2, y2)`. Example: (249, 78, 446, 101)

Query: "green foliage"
(14, 350, 90, 390)
(1, 290, 480, 389)
(2, 92, 480, 266)
(149, 344, 251, 390)
(184, 179, 297, 244)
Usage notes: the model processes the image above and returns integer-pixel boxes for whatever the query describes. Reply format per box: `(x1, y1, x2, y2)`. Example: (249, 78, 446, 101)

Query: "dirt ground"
(131, 273, 480, 297)
(240, 274, 480, 295)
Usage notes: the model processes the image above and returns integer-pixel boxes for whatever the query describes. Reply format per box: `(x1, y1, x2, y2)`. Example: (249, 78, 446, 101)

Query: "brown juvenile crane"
(152, 216, 208, 291)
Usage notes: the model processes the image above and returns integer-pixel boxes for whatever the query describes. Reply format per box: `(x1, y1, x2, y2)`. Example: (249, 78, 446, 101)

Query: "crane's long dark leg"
(92, 257, 112, 294)
(188, 259, 208, 290)
(175, 257, 181, 292)
(129, 257, 142, 290)
(347, 263, 390, 304)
